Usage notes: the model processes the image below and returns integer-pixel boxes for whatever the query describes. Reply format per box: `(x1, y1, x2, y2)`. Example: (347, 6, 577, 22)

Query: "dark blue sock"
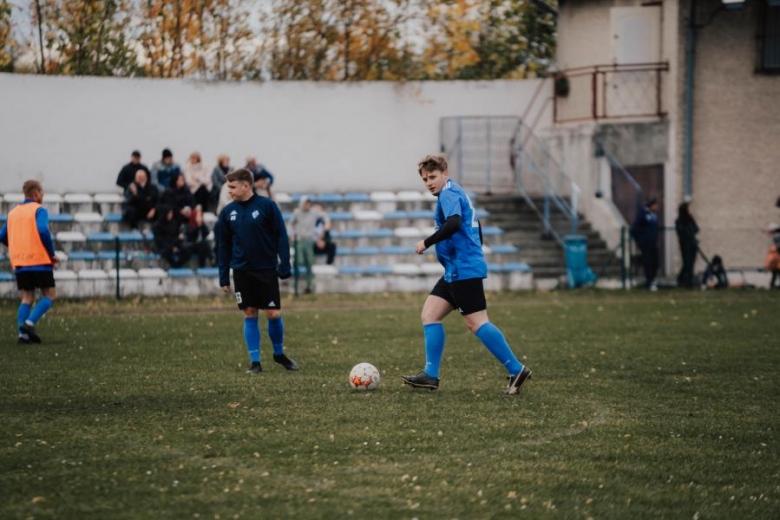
(423, 323, 445, 378)
(268, 317, 284, 356)
(18, 303, 32, 333)
(27, 297, 52, 325)
(475, 322, 523, 376)
(244, 318, 261, 363)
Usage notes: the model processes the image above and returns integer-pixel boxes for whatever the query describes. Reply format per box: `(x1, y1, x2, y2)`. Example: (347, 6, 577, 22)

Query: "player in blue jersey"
(402, 155, 532, 395)
(216, 169, 298, 374)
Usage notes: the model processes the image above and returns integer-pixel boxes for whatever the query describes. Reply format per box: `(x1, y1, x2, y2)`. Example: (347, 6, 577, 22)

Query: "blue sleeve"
(36, 208, 55, 257)
(260, 167, 274, 186)
(216, 209, 233, 287)
(273, 203, 291, 275)
(0, 223, 7, 247)
(439, 190, 462, 219)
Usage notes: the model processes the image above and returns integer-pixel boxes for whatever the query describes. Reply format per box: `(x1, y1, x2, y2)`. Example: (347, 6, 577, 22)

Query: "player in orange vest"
(0, 180, 57, 344)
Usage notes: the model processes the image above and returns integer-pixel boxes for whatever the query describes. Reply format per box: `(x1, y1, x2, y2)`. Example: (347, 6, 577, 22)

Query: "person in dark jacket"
(151, 148, 181, 190)
(210, 154, 231, 210)
(160, 172, 194, 225)
(152, 205, 190, 268)
(675, 202, 699, 289)
(215, 169, 296, 374)
(631, 197, 660, 291)
(116, 150, 151, 190)
(702, 255, 729, 289)
(182, 207, 212, 268)
(123, 169, 159, 229)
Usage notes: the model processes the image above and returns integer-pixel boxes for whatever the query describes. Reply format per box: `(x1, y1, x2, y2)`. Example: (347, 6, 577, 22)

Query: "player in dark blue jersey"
(216, 169, 298, 374)
(402, 155, 532, 395)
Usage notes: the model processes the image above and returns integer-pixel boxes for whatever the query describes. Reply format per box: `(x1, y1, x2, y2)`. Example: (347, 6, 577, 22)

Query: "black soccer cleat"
(246, 362, 263, 374)
(17, 335, 31, 345)
(401, 371, 440, 390)
(505, 366, 532, 396)
(19, 323, 41, 344)
(273, 354, 299, 371)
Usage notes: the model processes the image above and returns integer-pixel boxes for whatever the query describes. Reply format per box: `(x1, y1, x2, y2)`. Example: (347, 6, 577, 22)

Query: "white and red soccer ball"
(349, 363, 380, 391)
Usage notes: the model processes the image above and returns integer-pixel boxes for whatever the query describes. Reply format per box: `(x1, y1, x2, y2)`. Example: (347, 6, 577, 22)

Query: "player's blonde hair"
(23, 180, 42, 198)
(417, 154, 448, 175)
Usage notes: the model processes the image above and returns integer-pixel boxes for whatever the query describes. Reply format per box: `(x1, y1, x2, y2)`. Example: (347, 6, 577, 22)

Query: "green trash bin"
(564, 235, 597, 288)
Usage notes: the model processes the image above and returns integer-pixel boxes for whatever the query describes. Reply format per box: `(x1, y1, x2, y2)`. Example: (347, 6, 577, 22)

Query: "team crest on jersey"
(230, 210, 237, 221)
(252, 210, 260, 219)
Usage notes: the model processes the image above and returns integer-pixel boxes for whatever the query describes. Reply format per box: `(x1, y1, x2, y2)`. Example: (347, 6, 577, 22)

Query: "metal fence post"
(114, 236, 121, 300)
(620, 227, 627, 290)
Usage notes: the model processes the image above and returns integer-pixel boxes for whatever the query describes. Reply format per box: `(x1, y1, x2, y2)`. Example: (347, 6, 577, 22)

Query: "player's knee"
(265, 309, 281, 320)
(243, 307, 259, 318)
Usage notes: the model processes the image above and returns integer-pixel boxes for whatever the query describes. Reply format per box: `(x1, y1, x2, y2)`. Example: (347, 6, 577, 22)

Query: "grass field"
(2, 290, 780, 519)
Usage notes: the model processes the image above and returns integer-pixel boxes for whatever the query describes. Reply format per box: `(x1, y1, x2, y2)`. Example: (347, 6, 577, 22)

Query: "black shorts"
(233, 269, 281, 310)
(430, 277, 486, 316)
(16, 271, 56, 291)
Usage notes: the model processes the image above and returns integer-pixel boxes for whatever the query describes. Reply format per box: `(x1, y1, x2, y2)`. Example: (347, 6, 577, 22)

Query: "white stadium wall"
(0, 74, 548, 194)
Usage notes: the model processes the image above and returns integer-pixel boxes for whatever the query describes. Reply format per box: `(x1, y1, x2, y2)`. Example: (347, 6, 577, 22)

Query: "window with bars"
(758, 1, 780, 73)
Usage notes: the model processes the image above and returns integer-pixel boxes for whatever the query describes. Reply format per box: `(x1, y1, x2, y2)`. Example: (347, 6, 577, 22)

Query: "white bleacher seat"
(79, 269, 109, 280)
(203, 212, 218, 224)
(4, 193, 24, 204)
(420, 263, 445, 275)
(275, 192, 292, 204)
(354, 210, 382, 221)
(482, 245, 493, 254)
(420, 227, 436, 236)
(117, 268, 139, 279)
(54, 251, 68, 262)
(56, 231, 87, 242)
(45, 193, 64, 203)
(64, 193, 93, 204)
(394, 227, 423, 238)
(370, 191, 397, 202)
(138, 268, 167, 279)
(74, 212, 103, 223)
(397, 191, 425, 202)
(423, 191, 436, 201)
(206, 231, 215, 241)
(392, 263, 421, 275)
(312, 265, 338, 276)
(53, 270, 78, 281)
(94, 193, 124, 204)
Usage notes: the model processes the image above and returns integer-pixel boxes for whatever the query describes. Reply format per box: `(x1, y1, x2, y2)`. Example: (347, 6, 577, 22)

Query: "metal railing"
(554, 62, 669, 123)
(511, 120, 580, 246)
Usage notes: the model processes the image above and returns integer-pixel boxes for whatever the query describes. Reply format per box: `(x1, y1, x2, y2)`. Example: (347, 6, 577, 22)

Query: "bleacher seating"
(0, 190, 534, 297)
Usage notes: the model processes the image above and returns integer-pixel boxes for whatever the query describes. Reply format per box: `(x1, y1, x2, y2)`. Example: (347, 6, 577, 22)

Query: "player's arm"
(36, 207, 57, 263)
(416, 190, 462, 254)
(0, 222, 7, 247)
(215, 211, 233, 290)
(272, 203, 292, 279)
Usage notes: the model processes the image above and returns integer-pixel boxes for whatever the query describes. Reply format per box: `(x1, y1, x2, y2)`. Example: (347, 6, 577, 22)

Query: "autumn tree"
(0, 0, 15, 71)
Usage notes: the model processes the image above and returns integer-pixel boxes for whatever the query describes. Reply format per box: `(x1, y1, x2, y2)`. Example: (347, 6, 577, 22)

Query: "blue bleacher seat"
(282, 212, 292, 221)
(488, 263, 503, 273)
(168, 268, 195, 278)
(364, 265, 392, 275)
(87, 232, 114, 242)
(381, 245, 413, 255)
(197, 267, 219, 277)
(328, 211, 354, 221)
(336, 247, 353, 256)
(315, 193, 344, 203)
(490, 244, 519, 254)
(0, 214, 6, 222)
(502, 262, 532, 273)
(98, 251, 127, 261)
(476, 209, 490, 219)
(407, 210, 435, 219)
(129, 251, 160, 262)
(105, 213, 123, 223)
(118, 231, 144, 242)
(481, 226, 504, 236)
(353, 246, 381, 255)
(292, 194, 312, 203)
(0, 272, 14, 282)
(49, 214, 75, 223)
(294, 266, 309, 275)
(384, 211, 408, 220)
(344, 193, 371, 203)
(338, 229, 366, 239)
(339, 265, 363, 275)
(68, 251, 97, 261)
(368, 228, 394, 238)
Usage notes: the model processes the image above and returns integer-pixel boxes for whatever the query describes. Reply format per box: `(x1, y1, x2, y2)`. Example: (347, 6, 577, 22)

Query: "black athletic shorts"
(430, 276, 486, 316)
(233, 269, 281, 310)
(16, 270, 56, 291)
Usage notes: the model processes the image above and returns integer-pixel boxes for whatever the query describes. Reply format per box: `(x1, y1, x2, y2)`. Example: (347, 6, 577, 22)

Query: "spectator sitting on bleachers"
(247, 156, 275, 200)
(290, 197, 330, 293)
(152, 205, 190, 268)
(116, 150, 150, 190)
(161, 172, 194, 225)
(123, 169, 159, 229)
(151, 148, 181, 191)
(211, 154, 231, 210)
(182, 207, 213, 268)
(313, 204, 337, 265)
(183, 152, 212, 212)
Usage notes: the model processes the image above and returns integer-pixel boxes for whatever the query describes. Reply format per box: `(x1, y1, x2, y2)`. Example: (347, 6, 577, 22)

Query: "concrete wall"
(0, 74, 547, 194)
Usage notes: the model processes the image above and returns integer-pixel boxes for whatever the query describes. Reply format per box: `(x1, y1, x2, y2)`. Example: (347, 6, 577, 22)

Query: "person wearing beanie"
(151, 148, 182, 191)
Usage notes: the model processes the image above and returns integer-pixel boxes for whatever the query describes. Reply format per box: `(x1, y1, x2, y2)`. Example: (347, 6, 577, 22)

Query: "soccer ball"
(349, 363, 380, 391)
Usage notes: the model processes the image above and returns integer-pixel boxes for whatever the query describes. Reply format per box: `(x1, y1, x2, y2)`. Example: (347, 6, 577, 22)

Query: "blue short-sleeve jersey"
(434, 180, 487, 282)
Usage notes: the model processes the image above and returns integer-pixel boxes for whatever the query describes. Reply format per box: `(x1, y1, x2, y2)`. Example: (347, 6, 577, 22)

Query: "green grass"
(2, 290, 779, 519)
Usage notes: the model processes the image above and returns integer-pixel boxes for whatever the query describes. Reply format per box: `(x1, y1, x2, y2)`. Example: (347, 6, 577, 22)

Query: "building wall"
(0, 74, 547, 194)
(683, 0, 780, 268)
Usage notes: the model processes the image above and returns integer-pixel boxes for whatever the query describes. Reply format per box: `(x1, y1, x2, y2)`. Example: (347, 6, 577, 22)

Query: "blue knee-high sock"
(27, 297, 52, 325)
(268, 317, 284, 356)
(18, 303, 32, 333)
(423, 323, 445, 378)
(244, 318, 261, 363)
(475, 322, 523, 376)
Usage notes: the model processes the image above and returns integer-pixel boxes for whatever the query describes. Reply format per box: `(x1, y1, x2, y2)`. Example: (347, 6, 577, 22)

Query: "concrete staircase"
(477, 194, 621, 279)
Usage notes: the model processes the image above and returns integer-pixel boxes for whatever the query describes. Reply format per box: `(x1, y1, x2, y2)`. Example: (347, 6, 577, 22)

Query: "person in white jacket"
(183, 152, 213, 211)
